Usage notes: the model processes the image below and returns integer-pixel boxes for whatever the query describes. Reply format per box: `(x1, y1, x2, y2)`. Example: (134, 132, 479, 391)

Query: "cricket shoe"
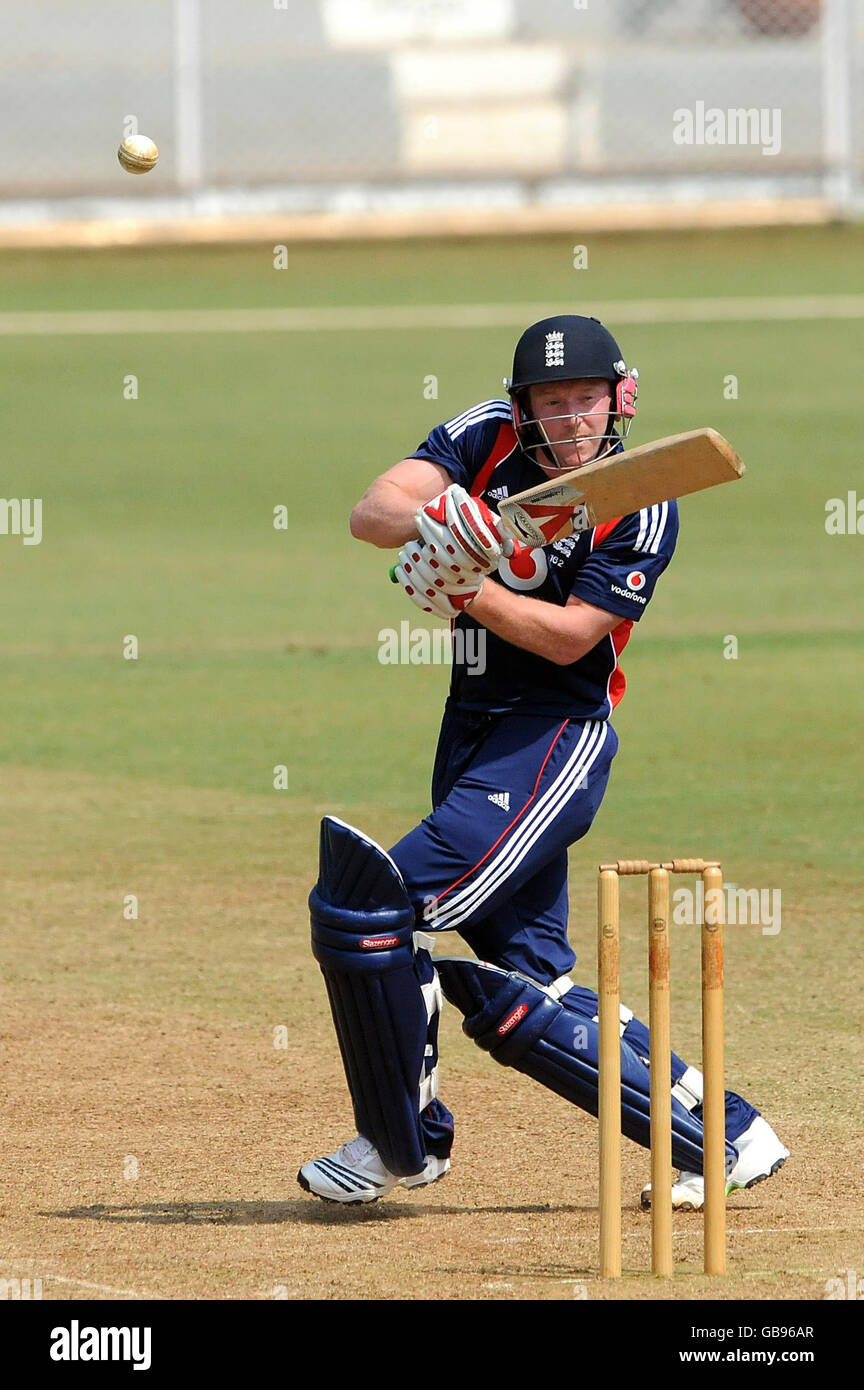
(297, 1134, 450, 1205)
(640, 1116, 789, 1211)
(640, 1170, 714, 1212)
(726, 1115, 790, 1192)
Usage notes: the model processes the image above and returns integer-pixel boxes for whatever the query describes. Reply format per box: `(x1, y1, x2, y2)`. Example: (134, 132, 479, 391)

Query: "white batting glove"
(394, 540, 485, 619)
(415, 484, 513, 578)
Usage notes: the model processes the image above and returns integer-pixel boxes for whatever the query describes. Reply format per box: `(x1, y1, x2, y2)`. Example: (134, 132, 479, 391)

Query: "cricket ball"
(117, 134, 159, 175)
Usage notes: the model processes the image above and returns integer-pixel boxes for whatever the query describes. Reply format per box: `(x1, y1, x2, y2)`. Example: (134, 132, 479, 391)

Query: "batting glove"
(394, 540, 485, 619)
(415, 484, 513, 578)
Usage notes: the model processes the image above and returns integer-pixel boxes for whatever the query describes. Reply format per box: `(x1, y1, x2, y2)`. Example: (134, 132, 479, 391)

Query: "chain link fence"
(0, 0, 860, 221)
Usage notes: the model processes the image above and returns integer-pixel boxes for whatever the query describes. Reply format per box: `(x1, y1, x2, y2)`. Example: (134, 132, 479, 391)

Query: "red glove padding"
(394, 539, 485, 619)
(415, 484, 513, 577)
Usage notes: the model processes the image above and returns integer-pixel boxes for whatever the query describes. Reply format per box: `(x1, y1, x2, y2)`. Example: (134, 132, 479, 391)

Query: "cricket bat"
(496, 427, 744, 547)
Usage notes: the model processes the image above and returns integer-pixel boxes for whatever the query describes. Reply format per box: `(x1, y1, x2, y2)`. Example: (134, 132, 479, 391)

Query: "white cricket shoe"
(640, 1115, 789, 1211)
(726, 1114, 790, 1192)
(297, 1134, 450, 1205)
(641, 1170, 712, 1212)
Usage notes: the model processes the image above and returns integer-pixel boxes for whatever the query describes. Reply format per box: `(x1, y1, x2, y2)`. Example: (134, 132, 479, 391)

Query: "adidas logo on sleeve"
(487, 792, 510, 811)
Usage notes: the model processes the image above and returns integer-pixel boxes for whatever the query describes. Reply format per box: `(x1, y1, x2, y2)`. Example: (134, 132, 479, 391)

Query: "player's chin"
(549, 444, 596, 471)
(576, 437, 610, 463)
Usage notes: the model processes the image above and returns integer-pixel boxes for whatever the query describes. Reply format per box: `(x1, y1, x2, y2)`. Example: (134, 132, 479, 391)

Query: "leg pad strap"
(437, 956, 735, 1173)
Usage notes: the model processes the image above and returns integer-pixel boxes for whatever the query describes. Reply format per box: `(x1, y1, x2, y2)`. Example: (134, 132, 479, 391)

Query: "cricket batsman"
(298, 315, 788, 1210)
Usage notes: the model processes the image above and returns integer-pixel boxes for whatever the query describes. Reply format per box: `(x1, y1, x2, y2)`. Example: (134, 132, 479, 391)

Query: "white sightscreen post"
(175, 0, 204, 190)
(821, 0, 855, 214)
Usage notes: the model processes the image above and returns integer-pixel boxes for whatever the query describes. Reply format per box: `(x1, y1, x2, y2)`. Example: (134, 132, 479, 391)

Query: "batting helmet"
(505, 315, 638, 468)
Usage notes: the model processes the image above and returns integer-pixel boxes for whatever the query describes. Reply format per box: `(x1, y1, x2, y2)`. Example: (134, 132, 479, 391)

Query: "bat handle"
(497, 515, 527, 556)
(388, 563, 398, 583)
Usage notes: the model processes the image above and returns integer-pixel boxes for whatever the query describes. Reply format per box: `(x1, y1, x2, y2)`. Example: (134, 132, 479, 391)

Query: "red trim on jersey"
(590, 516, 630, 708)
(590, 516, 624, 550)
(431, 718, 570, 905)
(470, 422, 519, 498)
(607, 619, 632, 708)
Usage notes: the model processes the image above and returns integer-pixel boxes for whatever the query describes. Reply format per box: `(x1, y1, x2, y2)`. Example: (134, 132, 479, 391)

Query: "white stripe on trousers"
(430, 720, 608, 932)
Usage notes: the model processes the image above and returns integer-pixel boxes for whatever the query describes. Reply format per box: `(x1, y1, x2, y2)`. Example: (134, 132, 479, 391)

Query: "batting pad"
(309, 816, 433, 1178)
(437, 957, 735, 1174)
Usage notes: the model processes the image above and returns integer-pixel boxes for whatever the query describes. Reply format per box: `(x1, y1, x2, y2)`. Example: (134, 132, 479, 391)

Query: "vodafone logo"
(626, 570, 646, 591)
(497, 1003, 529, 1035)
(498, 546, 548, 591)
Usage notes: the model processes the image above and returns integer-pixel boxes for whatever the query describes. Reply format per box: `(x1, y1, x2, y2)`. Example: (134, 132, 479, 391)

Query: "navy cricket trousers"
(389, 701, 618, 982)
(386, 702, 617, 1156)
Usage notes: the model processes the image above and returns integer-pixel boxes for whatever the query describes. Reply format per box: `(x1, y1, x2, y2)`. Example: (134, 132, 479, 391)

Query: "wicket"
(597, 858, 726, 1278)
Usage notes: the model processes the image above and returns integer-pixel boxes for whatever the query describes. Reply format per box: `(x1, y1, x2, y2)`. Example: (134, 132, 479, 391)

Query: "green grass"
(1, 223, 863, 310)
(2, 236, 862, 837)
(1, 229, 862, 833)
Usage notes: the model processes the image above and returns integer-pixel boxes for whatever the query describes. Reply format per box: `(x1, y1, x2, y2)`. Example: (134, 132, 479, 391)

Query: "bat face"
(502, 498, 597, 546)
(497, 428, 744, 547)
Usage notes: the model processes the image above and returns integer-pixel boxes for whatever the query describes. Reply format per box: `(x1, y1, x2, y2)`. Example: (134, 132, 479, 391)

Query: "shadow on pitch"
(44, 1199, 600, 1226)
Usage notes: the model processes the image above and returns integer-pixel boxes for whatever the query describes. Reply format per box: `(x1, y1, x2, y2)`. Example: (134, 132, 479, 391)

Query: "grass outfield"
(0, 226, 862, 1301)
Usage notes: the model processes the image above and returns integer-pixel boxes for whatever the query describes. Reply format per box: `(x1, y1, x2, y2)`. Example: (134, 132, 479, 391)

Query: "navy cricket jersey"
(412, 398, 679, 719)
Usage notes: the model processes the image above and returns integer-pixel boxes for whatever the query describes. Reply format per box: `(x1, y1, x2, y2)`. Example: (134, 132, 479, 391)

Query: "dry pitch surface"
(2, 770, 860, 1303)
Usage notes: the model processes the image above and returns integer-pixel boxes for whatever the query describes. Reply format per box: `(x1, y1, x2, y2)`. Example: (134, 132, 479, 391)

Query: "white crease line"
(1, 295, 864, 337)
(617, 1225, 858, 1240)
(729, 1227, 862, 1236)
(44, 1274, 158, 1298)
